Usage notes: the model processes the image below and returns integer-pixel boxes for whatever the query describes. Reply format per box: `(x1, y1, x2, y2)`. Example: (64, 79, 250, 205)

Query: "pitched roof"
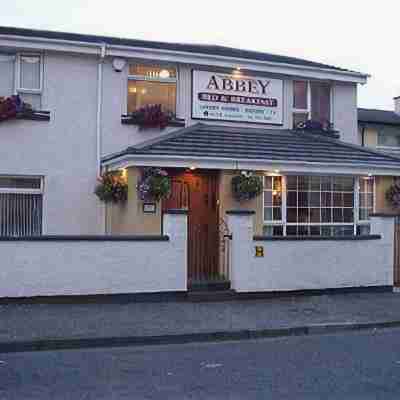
(358, 108, 400, 126)
(0, 26, 357, 74)
(103, 123, 400, 168)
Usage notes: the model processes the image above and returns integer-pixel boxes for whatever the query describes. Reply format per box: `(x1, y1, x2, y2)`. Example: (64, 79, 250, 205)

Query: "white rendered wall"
(0, 213, 187, 298)
(228, 213, 394, 292)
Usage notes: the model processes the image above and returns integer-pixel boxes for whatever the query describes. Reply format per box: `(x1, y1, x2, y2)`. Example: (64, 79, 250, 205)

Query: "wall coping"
(253, 234, 382, 241)
(370, 213, 400, 218)
(226, 210, 256, 215)
(0, 235, 170, 242)
(163, 209, 188, 215)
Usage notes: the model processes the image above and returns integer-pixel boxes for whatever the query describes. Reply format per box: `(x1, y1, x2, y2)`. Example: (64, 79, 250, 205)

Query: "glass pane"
(287, 191, 297, 207)
(322, 208, 331, 222)
(264, 191, 272, 206)
(273, 207, 282, 221)
(310, 192, 320, 207)
(342, 177, 354, 192)
(332, 177, 343, 192)
(273, 176, 282, 191)
(298, 225, 309, 236)
(333, 208, 343, 223)
(264, 208, 273, 221)
(127, 80, 176, 113)
(343, 193, 354, 207)
(298, 192, 308, 207)
(333, 192, 343, 207)
(286, 176, 297, 190)
(129, 64, 176, 79)
(273, 226, 284, 236)
(321, 226, 332, 236)
(0, 177, 41, 189)
(321, 177, 332, 191)
(310, 81, 331, 124)
(321, 192, 331, 207)
(298, 176, 309, 190)
(310, 176, 320, 191)
(343, 208, 354, 223)
(298, 208, 309, 223)
(264, 176, 272, 190)
(20, 55, 41, 90)
(293, 81, 308, 110)
(377, 132, 400, 147)
(310, 208, 320, 223)
(263, 225, 273, 236)
(310, 226, 321, 236)
(272, 192, 282, 207)
(287, 208, 297, 223)
(286, 226, 297, 236)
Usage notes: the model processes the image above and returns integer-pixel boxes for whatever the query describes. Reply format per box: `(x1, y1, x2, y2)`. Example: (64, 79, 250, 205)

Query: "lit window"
(263, 176, 283, 236)
(127, 64, 177, 114)
(0, 177, 43, 237)
(293, 81, 331, 128)
(358, 177, 374, 221)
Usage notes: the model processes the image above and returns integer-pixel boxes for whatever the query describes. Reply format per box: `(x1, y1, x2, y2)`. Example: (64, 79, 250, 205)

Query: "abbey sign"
(192, 70, 283, 124)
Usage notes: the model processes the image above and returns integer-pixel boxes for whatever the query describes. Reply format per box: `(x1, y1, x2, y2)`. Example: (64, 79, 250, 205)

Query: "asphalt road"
(1, 328, 400, 399)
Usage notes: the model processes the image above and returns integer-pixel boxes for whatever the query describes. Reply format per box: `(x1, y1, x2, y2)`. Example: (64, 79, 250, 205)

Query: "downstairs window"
(263, 175, 373, 237)
(0, 177, 43, 236)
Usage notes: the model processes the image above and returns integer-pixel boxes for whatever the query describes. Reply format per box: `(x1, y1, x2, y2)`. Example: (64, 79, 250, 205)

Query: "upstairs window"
(293, 80, 331, 128)
(17, 54, 42, 93)
(127, 64, 177, 114)
(377, 127, 400, 148)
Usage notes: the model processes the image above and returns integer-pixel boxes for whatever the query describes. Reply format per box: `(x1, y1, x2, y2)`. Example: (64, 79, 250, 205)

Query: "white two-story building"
(1, 26, 399, 297)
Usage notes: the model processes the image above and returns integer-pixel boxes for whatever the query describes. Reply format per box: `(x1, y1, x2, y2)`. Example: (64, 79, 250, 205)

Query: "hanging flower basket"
(94, 171, 128, 203)
(231, 171, 263, 202)
(137, 167, 171, 201)
(128, 104, 174, 129)
(386, 178, 400, 209)
(0, 95, 33, 122)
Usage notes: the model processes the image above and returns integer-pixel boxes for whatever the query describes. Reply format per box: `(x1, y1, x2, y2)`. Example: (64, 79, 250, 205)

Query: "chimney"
(395, 96, 400, 115)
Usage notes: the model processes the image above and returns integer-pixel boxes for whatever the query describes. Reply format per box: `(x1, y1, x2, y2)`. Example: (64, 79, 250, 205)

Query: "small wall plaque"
(255, 245, 264, 257)
(143, 202, 157, 214)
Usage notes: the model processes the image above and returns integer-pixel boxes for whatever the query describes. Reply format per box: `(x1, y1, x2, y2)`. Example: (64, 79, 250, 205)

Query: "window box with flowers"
(0, 95, 50, 123)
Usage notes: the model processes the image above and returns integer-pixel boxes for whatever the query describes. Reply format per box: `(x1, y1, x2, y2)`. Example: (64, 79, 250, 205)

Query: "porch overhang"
(102, 153, 400, 176)
(102, 123, 400, 176)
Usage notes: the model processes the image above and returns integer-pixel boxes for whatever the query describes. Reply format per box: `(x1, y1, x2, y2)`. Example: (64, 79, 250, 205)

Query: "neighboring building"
(1, 26, 399, 295)
(358, 98, 400, 213)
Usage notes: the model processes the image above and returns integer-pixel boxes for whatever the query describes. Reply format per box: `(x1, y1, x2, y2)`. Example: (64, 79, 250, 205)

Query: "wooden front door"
(163, 170, 219, 285)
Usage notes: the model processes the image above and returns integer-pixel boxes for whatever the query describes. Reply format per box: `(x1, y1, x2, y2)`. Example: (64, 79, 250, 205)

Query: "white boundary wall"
(0, 213, 187, 298)
(227, 213, 394, 292)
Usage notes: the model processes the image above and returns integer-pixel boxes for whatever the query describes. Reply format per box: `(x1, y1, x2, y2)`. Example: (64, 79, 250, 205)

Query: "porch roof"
(103, 123, 400, 173)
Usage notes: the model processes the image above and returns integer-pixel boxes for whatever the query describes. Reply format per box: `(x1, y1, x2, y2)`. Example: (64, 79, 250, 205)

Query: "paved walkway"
(1, 291, 400, 348)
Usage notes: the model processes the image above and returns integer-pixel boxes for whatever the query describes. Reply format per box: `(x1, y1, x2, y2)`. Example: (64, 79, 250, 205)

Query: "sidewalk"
(1, 291, 400, 352)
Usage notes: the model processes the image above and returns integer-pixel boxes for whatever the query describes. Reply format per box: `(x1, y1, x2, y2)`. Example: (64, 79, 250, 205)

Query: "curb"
(1, 320, 400, 354)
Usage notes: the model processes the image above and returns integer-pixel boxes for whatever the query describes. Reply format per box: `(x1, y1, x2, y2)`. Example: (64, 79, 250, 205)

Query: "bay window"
(293, 80, 331, 128)
(263, 175, 374, 237)
(127, 64, 177, 114)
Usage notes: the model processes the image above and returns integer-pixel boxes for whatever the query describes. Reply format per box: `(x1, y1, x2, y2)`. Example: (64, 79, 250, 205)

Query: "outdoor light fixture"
(190, 166, 196, 170)
(159, 69, 170, 79)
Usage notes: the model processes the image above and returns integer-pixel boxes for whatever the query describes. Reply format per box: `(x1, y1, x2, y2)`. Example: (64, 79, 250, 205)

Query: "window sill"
(253, 234, 381, 241)
(121, 114, 185, 128)
(15, 110, 50, 122)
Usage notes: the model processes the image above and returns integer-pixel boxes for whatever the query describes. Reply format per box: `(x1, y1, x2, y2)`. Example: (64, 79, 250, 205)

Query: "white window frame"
(357, 176, 375, 225)
(127, 63, 178, 115)
(0, 176, 43, 195)
(292, 80, 333, 126)
(263, 175, 372, 236)
(15, 53, 43, 94)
